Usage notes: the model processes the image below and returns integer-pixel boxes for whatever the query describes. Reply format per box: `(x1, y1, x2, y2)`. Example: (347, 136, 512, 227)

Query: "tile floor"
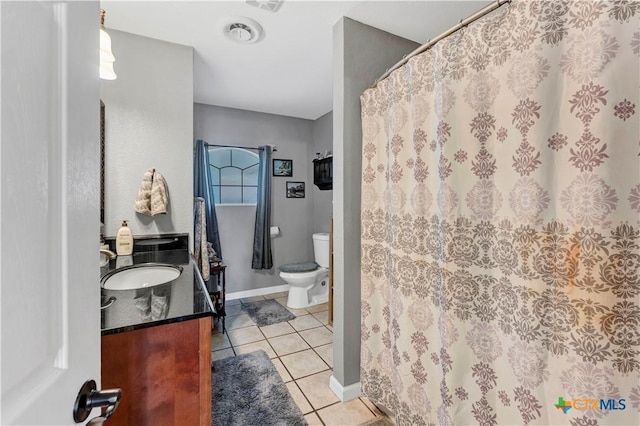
(211, 292, 391, 426)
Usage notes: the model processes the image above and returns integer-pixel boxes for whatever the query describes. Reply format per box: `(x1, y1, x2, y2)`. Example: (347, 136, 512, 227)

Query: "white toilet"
(279, 233, 330, 309)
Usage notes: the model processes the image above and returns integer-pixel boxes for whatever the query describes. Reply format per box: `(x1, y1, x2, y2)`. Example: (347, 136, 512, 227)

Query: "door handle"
(73, 379, 121, 424)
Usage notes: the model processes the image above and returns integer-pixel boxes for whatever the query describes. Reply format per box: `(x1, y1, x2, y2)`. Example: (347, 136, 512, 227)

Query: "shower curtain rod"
(371, 0, 510, 88)
(205, 143, 278, 152)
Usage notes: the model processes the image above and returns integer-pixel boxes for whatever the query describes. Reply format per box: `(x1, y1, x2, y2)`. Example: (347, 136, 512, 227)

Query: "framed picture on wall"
(273, 159, 293, 177)
(286, 181, 305, 198)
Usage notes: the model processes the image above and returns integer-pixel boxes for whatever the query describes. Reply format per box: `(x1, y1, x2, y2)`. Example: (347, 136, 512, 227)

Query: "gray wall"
(194, 103, 317, 293)
(311, 111, 333, 234)
(332, 18, 419, 393)
(101, 30, 193, 240)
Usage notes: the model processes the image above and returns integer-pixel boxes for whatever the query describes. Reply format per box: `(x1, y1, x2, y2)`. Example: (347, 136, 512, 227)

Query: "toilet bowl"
(279, 233, 330, 309)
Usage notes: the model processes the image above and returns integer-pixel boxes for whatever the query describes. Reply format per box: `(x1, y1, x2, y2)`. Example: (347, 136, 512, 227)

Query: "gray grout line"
(359, 397, 378, 417)
(292, 378, 315, 415)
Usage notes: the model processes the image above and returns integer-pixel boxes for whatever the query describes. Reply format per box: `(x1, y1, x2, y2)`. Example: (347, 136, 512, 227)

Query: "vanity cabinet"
(101, 316, 212, 426)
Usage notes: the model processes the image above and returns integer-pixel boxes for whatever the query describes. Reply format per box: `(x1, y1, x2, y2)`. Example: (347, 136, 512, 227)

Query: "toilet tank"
(312, 233, 330, 268)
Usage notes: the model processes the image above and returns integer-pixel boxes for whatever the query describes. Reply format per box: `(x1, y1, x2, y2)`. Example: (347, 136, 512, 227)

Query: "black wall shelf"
(313, 157, 332, 190)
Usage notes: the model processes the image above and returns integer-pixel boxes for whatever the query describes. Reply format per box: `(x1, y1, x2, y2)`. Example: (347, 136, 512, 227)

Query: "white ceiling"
(103, 0, 488, 120)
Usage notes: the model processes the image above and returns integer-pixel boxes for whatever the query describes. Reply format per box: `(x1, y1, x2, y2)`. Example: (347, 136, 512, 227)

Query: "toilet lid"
(278, 262, 318, 273)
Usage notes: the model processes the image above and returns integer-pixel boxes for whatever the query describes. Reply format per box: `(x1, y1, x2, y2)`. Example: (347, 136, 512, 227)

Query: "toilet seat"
(279, 262, 318, 273)
(279, 267, 326, 280)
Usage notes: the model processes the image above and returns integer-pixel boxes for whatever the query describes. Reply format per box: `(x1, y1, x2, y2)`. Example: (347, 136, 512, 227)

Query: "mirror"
(100, 100, 105, 225)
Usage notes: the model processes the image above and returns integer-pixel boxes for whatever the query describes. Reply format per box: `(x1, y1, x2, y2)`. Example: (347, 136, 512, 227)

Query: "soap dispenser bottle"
(115, 220, 133, 256)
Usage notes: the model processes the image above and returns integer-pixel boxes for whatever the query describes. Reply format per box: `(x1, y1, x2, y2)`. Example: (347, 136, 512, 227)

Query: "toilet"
(279, 233, 330, 309)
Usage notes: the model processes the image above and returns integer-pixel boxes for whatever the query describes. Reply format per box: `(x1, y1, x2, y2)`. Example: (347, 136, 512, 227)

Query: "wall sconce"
(100, 9, 117, 80)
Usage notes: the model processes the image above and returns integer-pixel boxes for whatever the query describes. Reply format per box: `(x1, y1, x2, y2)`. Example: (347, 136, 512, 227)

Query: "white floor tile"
(289, 314, 323, 331)
(317, 398, 376, 425)
(264, 291, 288, 299)
(211, 348, 234, 362)
(234, 340, 276, 358)
(260, 321, 296, 339)
(306, 303, 328, 314)
(271, 358, 293, 383)
(295, 370, 339, 410)
(227, 326, 264, 346)
(268, 333, 310, 356)
(299, 326, 333, 347)
(311, 310, 329, 325)
(280, 349, 330, 379)
(211, 332, 231, 351)
(224, 304, 243, 316)
(304, 412, 323, 425)
(314, 343, 333, 368)
(225, 313, 256, 330)
(286, 382, 313, 415)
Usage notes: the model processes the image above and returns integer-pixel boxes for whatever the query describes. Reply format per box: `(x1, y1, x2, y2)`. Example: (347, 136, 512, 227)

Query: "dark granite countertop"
(100, 234, 214, 335)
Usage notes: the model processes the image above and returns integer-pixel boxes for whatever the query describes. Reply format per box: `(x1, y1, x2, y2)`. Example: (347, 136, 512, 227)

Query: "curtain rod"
(205, 143, 278, 152)
(371, 0, 510, 89)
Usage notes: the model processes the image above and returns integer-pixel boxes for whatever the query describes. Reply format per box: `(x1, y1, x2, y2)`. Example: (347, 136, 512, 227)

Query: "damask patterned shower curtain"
(360, 1, 639, 425)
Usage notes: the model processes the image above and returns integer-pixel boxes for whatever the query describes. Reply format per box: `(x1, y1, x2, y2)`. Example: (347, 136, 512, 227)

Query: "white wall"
(101, 29, 193, 240)
(332, 17, 419, 397)
(194, 104, 315, 293)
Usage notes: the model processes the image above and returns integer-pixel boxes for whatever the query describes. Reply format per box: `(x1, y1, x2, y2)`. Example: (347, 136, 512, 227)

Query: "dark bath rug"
(241, 299, 296, 327)
(211, 350, 307, 426)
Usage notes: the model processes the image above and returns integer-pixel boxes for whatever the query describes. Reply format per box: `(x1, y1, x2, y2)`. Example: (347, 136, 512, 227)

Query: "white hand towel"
(150, 170, 169, 215)
(194, 198, 210, 280)
(134, 169, 154, 215)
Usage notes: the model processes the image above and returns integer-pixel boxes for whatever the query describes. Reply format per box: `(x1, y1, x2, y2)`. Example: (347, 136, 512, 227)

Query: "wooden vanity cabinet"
(101, 316, 212, 426)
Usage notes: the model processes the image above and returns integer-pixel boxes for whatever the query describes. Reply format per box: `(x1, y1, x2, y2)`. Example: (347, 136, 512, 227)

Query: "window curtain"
(194, 139, 222, 259)
(252, 145, 273, 269)
(360, 1, 639, 425)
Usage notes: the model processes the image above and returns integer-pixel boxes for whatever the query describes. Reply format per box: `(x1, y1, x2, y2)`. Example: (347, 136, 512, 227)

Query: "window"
(208, 147, 259, 205)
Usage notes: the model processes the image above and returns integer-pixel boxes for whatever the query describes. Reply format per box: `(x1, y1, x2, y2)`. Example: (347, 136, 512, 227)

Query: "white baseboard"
(227, 284, 290, 300)
(329, 375, 361, 402)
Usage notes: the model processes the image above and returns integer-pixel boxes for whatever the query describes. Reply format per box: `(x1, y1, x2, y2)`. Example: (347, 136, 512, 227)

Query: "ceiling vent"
(246, 0, 284, 13)
(222, 17, 263, 44)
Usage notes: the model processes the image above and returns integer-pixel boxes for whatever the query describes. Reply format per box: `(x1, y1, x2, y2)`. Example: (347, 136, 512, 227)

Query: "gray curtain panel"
(252, 145, 273, 269)
(194, 139, 222, 259)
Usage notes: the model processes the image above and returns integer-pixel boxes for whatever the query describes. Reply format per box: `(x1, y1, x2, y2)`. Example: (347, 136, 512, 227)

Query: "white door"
(1, 1, 103, 424)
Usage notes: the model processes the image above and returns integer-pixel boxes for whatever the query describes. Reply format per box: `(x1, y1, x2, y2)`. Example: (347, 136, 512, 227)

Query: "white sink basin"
(101, 263, 182, 291)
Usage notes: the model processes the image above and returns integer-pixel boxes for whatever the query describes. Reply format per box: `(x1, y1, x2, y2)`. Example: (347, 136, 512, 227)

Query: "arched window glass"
(208, 147, 259, 205)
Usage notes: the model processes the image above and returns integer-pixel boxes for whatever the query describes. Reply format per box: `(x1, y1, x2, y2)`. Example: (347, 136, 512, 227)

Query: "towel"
(150, 171, 168, 215)
(134, 169, 154, 215)
(135, 169, 169, 216)
(194, 198, 210, 280)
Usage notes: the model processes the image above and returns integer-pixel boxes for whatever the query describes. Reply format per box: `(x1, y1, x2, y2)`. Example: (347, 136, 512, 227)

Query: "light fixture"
(100, 9, 117, 80)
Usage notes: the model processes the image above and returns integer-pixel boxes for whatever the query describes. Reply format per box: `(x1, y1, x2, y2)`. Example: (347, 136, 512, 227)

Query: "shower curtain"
(360, 1, 639, 425)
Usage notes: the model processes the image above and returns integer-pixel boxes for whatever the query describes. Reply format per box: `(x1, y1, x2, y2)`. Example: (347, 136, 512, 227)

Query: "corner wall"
(101, 29, 193, 241)
(332, 17, 419, 398)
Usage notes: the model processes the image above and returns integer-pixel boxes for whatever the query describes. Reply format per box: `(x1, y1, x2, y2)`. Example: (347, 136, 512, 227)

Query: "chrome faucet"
(100, 248, 117, 268)
(100, 248, 117, 259)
